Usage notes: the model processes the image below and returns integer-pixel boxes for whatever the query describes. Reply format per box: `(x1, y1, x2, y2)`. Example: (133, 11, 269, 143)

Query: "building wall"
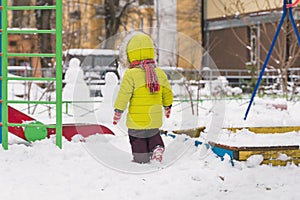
(62, 0, 104, 49)
(120, 5, 155, 37)
(122, 0, 202, 70)
(7, 0, 203, 71)
(205, 0, 300, 72)
(208, 27, 248, 70)
(177, 0, 202, 69)
(62, 1, 155, 50)
(207, 0, 282, 19)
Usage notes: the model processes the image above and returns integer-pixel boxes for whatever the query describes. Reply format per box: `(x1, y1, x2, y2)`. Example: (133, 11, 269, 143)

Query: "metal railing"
(183, 68, 300, 88)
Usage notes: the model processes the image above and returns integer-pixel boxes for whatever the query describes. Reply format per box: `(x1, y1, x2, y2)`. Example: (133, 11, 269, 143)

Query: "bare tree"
(104, 0, 136, 48)
(12, 0, 31, 27)
(35, 0, 54, 74)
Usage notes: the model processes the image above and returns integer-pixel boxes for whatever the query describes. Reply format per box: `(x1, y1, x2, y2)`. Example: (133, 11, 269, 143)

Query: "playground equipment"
(0, 2, 115, 148)
(7, 106, 113, 141)
(210, 142, 300, 166)
(244, 0, 300, 120)
(0, 1, 63, 149)
(287, 0, 300, 8)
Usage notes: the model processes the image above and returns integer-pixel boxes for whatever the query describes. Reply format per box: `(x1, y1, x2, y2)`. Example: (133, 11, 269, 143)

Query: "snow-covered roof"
(64, 49, 119, 56)
(159, 66, 184, 71)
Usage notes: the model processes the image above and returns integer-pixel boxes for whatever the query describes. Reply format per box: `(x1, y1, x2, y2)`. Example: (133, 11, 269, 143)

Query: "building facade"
(7, 0, 202, 72)
(203, 0, 300, 73)
(7, 0, 43, 77)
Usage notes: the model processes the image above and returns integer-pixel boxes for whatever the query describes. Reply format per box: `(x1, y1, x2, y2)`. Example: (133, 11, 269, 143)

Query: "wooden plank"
(238, 149, 300, 161)
(226, 126, 300, 134)
(261, 159, 300, 166)
(211, 142, 299, 151)
(169, 126, 300, 138)
(236, 145, 300, 151)
(210, 142, 299, 152)
(210, 142, 240, 151)
(172, 126, 205, 138)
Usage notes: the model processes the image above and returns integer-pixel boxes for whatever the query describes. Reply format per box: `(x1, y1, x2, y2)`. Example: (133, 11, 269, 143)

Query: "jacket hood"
(119, 31, 155, 68)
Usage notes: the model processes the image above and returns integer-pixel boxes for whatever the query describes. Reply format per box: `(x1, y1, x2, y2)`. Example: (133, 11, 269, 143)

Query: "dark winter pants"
(129, 131, 164, 163)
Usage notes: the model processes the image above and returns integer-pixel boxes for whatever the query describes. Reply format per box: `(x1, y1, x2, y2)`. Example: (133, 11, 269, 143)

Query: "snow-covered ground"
(1, 69, 300, 199)
(2, 134, 300, 200)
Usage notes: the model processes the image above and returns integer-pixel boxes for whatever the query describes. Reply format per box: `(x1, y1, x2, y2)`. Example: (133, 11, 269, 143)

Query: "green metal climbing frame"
(1, 0, 63, 149)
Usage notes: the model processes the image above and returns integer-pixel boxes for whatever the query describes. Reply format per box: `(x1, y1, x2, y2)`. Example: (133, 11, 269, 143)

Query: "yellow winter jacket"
(114, 67, 173, 129)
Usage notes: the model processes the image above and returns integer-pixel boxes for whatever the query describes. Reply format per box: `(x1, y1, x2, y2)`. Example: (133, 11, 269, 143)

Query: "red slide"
(8, 106, 114, 141)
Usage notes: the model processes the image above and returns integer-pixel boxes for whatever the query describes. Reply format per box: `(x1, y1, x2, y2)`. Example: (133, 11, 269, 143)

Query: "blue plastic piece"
(211, 146, 234, 159)
(166, 133, 176, 139)
(211, 146, 235, 166)
(194, 140, 202, 147)
(165, 132, 237, 165)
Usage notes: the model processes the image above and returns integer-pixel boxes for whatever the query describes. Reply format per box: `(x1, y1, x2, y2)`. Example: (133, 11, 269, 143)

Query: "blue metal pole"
(288, 0, 300, 45)
(244, 0, 287, 120)
(0, 1, 3, 144)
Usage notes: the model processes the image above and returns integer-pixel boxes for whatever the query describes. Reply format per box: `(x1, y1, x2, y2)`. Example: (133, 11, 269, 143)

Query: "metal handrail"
(7, 29, 56, 34)
(7, 100, 58, 104)
(8, 53, 56, 57)
(7, 77, 56, 81)
(7, 123, 57, 128)
(7, 6, 56, 10)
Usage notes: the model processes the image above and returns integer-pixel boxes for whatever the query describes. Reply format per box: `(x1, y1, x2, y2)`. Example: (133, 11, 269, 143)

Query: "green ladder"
(1, 1, 63, 149)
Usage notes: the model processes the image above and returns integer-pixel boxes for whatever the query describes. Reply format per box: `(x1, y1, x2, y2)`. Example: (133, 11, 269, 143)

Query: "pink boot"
(151, 146, 165, 162)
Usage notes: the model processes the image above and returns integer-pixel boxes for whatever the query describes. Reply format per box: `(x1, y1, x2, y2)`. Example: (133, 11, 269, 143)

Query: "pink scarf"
(130, 59, 160, 93)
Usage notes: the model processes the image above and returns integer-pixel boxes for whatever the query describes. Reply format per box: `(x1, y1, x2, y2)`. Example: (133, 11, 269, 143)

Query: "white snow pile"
(1, 133, 300, 200)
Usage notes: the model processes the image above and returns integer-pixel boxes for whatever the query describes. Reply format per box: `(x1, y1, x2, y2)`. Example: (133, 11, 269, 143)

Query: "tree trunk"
(12, 0, 31, 27)
(105, 0, 117, 48)
(104, 0, 133, 48)
(35, 0, 54, 76)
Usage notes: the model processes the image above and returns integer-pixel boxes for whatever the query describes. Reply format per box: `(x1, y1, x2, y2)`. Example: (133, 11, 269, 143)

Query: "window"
(84, 0, 88, 11)
(8, 58, 16, 66)
(139, 0, 154, 6)
(69, 10, 81, 21)
(95, 5, 105, 17)
(9, 41, 17, 46)
(140, 17, 144, 30)
(131, 19, 135, 30)
(249, 26, 259, 65)
(148, 15, 153, 34)
(84, 23, 88, 41)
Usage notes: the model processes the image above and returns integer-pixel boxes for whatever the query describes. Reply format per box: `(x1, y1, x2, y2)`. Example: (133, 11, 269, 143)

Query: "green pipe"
(7, 6, 56, 10)
(65, 102, 69, 115)
(8, 53, 56, 57)
(7, 100, 58, 104)
(7, 77, 56, 81)
(7, 29, 56, 34)
(1, 0, 8, 150)
(1, 2, 63, 149)
(9, 100, 103, 105)
(62, 100, 103, 103)
(8, 123, 57, 128)
(55, 0, 63, 149)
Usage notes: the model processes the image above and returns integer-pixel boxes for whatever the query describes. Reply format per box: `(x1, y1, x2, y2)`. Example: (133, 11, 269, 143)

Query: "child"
(113, 32, 173, 163)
